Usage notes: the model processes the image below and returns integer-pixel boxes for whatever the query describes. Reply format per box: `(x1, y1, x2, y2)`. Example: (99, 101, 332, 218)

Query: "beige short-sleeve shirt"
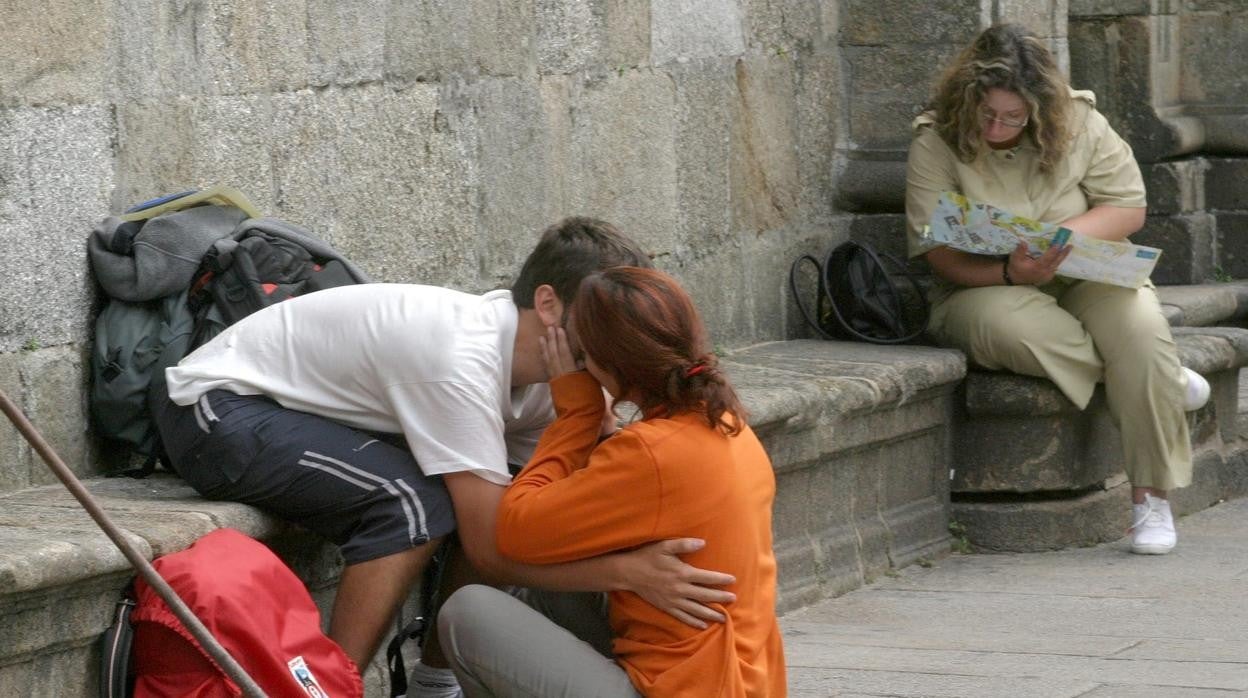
(904, 89, 1147, 260)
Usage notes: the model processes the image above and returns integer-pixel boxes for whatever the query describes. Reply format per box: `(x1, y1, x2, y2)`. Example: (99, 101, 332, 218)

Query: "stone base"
(726, 340, 965, 612)
(952, 478, 1132, 553)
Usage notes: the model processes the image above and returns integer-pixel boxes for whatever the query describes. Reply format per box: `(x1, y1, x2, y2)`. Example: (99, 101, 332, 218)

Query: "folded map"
(922, 191, 1160, 288)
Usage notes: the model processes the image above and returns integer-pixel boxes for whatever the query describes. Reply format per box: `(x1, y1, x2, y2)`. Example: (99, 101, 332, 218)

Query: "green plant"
(1213, 266, 1233, 283)
(948, 520, 973, 554)
(21, 338, 40, 352)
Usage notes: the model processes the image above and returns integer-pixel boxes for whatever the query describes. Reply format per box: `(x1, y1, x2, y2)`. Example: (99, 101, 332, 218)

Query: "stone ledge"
(0, 338, 969, 691)
(1156, 283, 1248, 327)
(0, 477, 286, 597)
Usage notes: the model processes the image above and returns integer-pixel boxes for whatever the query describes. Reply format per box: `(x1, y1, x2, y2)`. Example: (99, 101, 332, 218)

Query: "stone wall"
(1, 0, 850, 486)
(3, 1, 1246, 486)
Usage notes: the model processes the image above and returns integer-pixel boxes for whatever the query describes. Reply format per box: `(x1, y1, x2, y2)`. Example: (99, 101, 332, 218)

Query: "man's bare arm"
(444, 471, 736, 628)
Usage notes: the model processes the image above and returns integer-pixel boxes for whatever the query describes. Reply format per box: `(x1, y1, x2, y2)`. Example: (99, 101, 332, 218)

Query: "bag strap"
(98, 581, 136, 698)
(788, 254, 838, 341)
(387, 539, 454, 697)
(822, 242, 928, 345)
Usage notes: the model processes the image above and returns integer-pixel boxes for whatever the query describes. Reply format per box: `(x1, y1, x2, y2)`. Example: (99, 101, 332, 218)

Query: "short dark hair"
(510, 217, 652, 308)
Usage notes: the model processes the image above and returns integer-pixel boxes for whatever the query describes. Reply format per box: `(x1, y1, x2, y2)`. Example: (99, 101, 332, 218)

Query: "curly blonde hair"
(929, 24, 1072, 173)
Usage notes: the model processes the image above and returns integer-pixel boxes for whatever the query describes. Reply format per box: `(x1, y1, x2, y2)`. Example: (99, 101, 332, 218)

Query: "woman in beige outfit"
(905, 23, 1209, 554)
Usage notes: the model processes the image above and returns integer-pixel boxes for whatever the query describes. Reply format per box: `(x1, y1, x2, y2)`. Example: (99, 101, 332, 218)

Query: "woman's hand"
(618, 538, 737, 630)
(1006, 240, 1071, 286)
(539, 324, 583, 380)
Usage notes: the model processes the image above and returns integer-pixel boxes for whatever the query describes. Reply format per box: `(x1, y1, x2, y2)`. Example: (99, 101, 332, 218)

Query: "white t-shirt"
(165, 284, 553, 486)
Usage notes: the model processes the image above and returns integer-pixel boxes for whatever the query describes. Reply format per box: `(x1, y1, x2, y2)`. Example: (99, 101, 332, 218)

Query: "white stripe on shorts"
(299, 450, 428, 544)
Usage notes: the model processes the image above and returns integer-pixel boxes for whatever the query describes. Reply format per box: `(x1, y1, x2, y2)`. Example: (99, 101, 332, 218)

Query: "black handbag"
(789, 240, 929, 344)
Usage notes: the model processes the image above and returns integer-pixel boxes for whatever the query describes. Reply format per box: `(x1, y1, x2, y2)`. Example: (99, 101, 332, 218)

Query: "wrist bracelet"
(1002, 259, 1015, 286)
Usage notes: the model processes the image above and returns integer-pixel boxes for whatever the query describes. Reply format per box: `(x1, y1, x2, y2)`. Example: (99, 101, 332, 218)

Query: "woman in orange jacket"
(438, 266, 786, 697)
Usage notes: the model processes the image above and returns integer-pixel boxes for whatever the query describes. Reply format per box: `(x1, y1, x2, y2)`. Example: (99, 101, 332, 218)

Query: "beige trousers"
(929, 279, 1192, 490)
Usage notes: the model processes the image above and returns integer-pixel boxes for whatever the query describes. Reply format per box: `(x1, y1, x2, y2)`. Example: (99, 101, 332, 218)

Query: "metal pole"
(0, 387, 268, 698)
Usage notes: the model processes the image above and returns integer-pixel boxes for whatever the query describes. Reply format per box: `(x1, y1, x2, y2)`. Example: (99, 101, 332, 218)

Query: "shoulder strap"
(98, 580, 136, 698)
(386, 540, 454, 697)
(788, 254, 838, 340)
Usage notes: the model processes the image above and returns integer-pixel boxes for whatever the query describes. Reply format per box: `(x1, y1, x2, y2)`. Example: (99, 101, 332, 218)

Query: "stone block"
(992, 0, 1068, 39)
(951, 477, 1132, 552)
(1205, 158, 1248, 212)
(448, 77, 564, 294)
(306, 0, 388, 85)
(536, 0, 650, 74)
(1068, 0, 1149, 16)
(114, 95, 278, 216)
(742, 0, 831, 51)
(794, 49, 841, 228)
(669, 60, 737, 251)
(683, 238, 790, 348)
(1133, 213, 1216, 285)
(384, 0, 537, 81)
(664, 241, 752, 350)
(840, 0, 982, 46)
(739, 232, 830, 345)
(0, 353, 30, 494)
(650, 0, 745, 65)
(955, 382, 1122, 494)
(1179, 11, 1248, 108)
(1069, 16, 1196, 163)
(761, 370, 957, 611)
(835, 155, 907, 214)
(730, 54, 800, 234)
(842, 45, 958, 151)
(0, 637, 96, 698)
(1216, 213, 1248, 279)
(563, 70, 680, 257)
(267, 84, 479, 289)
(0, 0, 112, 107)
(0, 106, 110, 354)
(114, 0, 311, 98)
(21, 346, 94, 485)
(1141, 158, 1208, 215)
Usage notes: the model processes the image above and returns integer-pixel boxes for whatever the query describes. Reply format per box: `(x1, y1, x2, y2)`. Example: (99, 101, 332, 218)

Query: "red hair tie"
(685, 362, 707, 378)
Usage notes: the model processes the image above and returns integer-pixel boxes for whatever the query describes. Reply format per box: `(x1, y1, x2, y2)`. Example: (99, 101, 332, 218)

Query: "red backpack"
(103, 528, 363, 697)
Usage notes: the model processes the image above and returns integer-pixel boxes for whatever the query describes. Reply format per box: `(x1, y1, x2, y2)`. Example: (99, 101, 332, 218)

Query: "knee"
(437, 584, 495, 647)
(937, 287, 1079, 349)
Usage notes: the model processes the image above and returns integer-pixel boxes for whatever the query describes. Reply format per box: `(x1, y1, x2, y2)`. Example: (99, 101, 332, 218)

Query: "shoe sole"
(1130, 542, 1175, 555)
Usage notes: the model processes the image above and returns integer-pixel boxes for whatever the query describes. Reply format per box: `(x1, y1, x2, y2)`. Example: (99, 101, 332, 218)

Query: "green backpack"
(88, 188, 371, 475)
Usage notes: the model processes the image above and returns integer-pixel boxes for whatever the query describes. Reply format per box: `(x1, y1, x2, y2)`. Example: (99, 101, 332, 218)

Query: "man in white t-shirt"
(153, 218, 736, 687)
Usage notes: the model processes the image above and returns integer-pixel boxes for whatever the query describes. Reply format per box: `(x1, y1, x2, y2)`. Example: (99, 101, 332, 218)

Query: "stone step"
(0, 339, 968, 696)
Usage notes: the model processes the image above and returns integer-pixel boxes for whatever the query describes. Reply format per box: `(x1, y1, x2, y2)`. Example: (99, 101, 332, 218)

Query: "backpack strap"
(821, 241, 929, 345)
(386, 539, 454, 698)
(788, 254, 838, 341)
(98, 580, 137, 698)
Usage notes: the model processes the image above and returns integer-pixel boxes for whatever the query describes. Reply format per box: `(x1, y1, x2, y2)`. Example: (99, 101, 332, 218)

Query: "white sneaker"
(1130, 493, 1176, 555)
(1181, 367, 1210, 412)
(407, 661, 464, 698)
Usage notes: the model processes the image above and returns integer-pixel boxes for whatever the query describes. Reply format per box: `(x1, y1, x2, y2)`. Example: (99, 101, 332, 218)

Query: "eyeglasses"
(979, 109, 1029, 129)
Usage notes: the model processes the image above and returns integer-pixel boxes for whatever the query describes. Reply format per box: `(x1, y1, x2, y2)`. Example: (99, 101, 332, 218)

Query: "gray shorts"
(153, 390, 456, 564)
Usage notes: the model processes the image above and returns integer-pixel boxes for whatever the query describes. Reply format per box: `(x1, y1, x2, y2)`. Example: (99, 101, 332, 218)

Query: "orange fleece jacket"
(498, 372, 787, 697)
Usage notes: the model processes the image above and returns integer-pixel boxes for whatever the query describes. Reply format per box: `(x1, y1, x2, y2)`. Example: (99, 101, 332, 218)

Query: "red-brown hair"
(571, 267, 746, 435)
